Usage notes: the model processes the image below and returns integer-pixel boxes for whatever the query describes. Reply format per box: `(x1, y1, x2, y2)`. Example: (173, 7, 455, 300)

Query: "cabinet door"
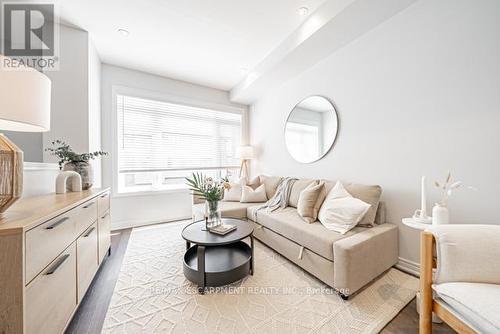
(75, 198, 98, 236)
(77, 222, 99, 303)
(26, 243, 77, 334)
(97, 191, 110, 219)
(98, 210, 111, 264)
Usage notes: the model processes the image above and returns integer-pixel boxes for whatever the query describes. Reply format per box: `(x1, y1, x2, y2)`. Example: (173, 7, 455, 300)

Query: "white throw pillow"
(240, 184, 267, 203)
(222, 178, 245, 202)
(318, 181, 371, 234)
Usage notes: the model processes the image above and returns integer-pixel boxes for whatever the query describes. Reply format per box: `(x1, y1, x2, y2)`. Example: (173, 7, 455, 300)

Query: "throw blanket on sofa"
(251, 177, 297, 221)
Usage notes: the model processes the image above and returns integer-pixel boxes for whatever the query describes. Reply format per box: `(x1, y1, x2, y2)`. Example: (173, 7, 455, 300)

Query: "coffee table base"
(183, 241, 252, 292)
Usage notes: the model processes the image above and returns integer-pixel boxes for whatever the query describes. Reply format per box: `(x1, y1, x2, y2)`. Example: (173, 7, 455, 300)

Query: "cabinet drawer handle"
(100, 193, 109, 198)
(45, 254, 70, 275)
(45, 217, 70, 230)
(83, 202, 95, 209)
(101, 212, 109, 219)
(83, 227, 95, 237)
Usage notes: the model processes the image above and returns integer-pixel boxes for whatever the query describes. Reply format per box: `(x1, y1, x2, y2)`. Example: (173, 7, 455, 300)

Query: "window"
(116, 94, 241, 193)
(285, 122, 320, 163)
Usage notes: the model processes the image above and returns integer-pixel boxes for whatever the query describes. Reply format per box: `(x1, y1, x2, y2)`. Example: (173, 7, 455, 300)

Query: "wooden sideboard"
(0, 188, 111, 334)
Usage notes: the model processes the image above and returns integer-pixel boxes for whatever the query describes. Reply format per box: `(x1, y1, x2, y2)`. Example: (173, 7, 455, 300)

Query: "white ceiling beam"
(230, 0, 419, 104)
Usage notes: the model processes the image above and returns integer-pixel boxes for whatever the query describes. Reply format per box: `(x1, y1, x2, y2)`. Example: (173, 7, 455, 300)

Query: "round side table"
(181, 218, 254, 293)
(401, 217, 433, 231)
(402, 217, 442, 323)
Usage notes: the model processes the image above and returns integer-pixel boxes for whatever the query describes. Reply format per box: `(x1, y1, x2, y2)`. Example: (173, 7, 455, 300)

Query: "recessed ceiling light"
(117, 29, 130, 36)
(297, 6, 309, 16)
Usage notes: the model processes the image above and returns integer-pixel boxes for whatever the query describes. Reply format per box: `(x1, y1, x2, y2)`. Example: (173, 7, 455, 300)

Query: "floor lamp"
(0, 55, 52, 213)
(237, 146, 254, 180)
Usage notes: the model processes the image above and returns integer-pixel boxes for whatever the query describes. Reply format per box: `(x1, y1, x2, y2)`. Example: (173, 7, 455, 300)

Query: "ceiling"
(59, 0, 328, 90)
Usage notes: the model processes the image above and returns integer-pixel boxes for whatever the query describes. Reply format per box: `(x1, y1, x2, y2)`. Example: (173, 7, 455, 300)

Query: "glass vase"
(205, 200, 221, 229)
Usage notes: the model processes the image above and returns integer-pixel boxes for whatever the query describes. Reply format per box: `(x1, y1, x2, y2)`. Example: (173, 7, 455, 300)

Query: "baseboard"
(396, 257, 420, 277)
(111, 215, 191, 231)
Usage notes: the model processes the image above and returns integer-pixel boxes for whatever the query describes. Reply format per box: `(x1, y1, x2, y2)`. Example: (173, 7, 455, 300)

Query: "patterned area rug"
(102, 221, 418, 334)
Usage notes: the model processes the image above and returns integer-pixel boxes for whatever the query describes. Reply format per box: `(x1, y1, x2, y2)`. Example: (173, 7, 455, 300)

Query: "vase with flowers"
(432, 172, 467, 225)
(46, 140, 107, 190)
(186, 173, 230, 229)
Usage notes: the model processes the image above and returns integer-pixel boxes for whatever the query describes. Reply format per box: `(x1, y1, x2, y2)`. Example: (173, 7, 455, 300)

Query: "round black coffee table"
(181, 218, 254, 293)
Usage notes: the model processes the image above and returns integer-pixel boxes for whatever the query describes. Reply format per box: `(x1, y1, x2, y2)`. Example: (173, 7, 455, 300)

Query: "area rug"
(102, 221, 418, 334)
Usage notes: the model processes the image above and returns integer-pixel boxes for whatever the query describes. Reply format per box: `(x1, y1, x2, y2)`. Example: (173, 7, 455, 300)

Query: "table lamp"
(237, 145, 254, 179)
(0, 55, 51, 213)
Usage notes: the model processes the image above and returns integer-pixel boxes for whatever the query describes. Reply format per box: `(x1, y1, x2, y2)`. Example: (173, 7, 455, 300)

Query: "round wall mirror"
(285, 95, 339, 163)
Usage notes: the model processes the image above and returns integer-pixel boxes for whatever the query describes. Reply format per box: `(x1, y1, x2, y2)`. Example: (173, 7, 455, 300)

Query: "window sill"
(113, 187, 191, 198)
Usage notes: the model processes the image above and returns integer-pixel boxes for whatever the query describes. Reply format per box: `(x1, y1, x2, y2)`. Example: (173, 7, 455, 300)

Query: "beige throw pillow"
(318, 182, 371, 234)
(240, 184, 268, 203)
(297, 182, 324, 223)
(247, 176, 261, 190)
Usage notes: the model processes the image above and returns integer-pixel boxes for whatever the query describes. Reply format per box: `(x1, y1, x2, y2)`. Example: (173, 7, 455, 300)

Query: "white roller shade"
(117, 95, 242, 174)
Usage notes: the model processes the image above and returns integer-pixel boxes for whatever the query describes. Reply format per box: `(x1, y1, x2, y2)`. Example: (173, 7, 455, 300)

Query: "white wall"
(88, 40, 102, 187)
(23, 163, 60, 197)
(43, 25, 89, 160)
(2, 132, 43, 162)
(249, 0, 500, 268)
(101, 64, 248, 229)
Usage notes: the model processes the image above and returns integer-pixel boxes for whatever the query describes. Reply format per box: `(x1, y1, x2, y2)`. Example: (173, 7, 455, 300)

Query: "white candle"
(421, 176, 427, 217)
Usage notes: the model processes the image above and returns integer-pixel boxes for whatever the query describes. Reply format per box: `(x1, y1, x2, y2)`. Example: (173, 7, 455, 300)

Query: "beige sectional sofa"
(192, 176, 398, 299)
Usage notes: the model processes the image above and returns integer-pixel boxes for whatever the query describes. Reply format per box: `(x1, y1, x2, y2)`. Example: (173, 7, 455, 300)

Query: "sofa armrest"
(333, 224, 398, 295)
(192, 194, 204, 205)
(374, 201, 386, 224)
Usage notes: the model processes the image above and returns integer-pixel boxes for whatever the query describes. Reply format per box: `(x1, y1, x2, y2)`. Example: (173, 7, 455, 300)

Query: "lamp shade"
(0, 55, 51, 132)
(237, 145, 254, 160)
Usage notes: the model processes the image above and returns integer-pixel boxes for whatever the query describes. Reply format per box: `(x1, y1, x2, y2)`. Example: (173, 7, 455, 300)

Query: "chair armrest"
(333, 224, 398, 295)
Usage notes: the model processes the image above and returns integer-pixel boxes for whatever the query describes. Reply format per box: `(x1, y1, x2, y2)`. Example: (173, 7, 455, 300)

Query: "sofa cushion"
(288, 179, 317, 208)
(241, 184, 267, 203)
(434, 282, 500, 333)
(259, 175, 282, 199)
(248, 206, 364, 261)
(317, 180, 381, 226)
(193, 201, 262, 220)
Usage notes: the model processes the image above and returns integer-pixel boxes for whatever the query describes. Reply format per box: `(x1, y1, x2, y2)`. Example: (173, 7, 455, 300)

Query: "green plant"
(185, 173, 229, 202)
(45, 140, 108, 170)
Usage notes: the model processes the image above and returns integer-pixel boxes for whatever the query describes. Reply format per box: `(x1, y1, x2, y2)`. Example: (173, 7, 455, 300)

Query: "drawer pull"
(83, 227, 95, 237)
(101, 193, 109, 198)
(83, 202, 95, 209)
(101, 212, 109, 219)
(45, 217, 70, 230)
(45, 254, 70, 275)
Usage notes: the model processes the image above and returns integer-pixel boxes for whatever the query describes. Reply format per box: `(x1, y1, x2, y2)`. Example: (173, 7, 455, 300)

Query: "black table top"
(181, 218, 253, 246)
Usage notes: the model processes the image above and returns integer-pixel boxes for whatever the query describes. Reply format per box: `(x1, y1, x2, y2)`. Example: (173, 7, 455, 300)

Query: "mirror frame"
(284, 95, 339, 164)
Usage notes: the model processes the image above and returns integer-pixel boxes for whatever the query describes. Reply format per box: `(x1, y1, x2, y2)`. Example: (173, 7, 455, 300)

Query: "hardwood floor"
(65, 229, 131, 334)
(65, 227, 455, 334)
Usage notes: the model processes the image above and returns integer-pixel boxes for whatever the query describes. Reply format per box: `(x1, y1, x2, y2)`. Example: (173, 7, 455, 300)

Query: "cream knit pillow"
(297, 182, 324, 223)
(318, 182, 371, 234)
(240, 184, 268, 203)
(222, 178, 246, 202)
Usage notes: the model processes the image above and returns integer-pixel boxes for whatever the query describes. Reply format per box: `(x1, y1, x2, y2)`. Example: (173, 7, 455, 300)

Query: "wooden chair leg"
(419, 232, 434, 334)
